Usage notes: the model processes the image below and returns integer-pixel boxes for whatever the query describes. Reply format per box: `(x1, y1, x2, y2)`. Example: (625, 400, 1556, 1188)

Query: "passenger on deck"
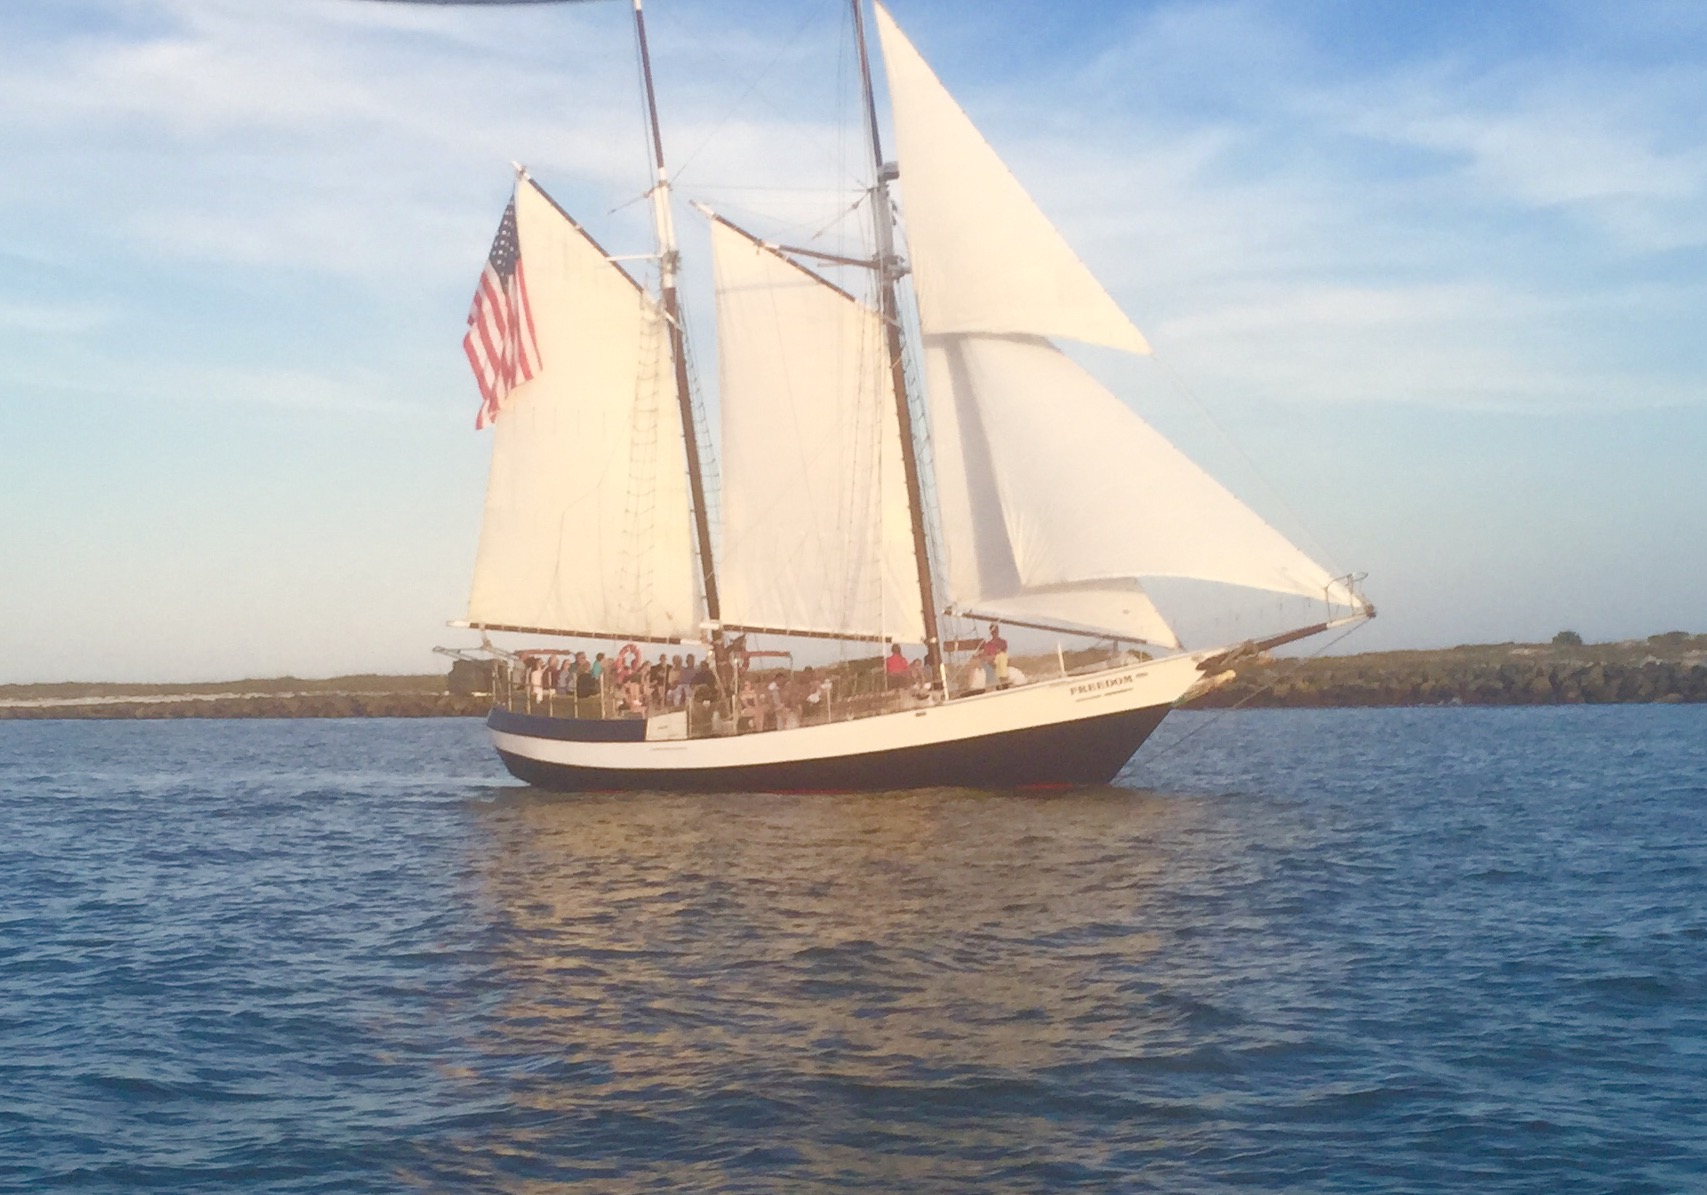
(617, 651, 647, 715)
(973, 623, 1010, 690)
(671, 655, 695, 708)
(800, 666, 826, 723)
(574, 652, 598, 700)
(648, 653, 669, 708)
(885, 644, 911, 690)
(768, 672, 796, 731)
(738, 678, 763, 732)
(690, 655, 716, 695)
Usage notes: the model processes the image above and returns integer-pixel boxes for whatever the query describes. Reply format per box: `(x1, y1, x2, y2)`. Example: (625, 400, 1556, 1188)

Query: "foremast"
(631, 0, 722, 636)
(851, 0, 944, 683)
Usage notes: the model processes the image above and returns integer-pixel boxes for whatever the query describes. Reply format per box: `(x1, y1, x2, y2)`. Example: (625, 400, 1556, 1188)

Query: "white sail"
(710, 218, 925, 643)
(926, 333, 1358, 620)
(466, 180, 700, 640)
(873, 3, 1150, 355)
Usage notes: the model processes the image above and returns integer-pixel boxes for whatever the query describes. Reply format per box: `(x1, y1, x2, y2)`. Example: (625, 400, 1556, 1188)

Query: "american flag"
(464, 199, 540, 429)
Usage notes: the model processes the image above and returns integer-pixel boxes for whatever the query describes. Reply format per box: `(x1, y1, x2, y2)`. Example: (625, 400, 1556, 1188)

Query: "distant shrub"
(447, 659, 493, 695)
(1552, 630, 1584, 647)
(1648, 631, 1690, 648)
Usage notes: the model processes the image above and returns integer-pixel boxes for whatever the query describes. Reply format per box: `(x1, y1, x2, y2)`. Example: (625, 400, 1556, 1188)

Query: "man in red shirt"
(885, 643, 911, 690)
(975, 623, 1010, 689)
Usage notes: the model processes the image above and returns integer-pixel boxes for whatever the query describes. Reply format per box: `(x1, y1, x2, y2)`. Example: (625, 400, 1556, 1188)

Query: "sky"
(1, 0, 1703, 683)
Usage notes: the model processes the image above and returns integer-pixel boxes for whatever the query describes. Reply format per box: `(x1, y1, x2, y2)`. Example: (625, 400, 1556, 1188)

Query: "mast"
(851, 0, 944, 677)
(632, 0, 722, 633)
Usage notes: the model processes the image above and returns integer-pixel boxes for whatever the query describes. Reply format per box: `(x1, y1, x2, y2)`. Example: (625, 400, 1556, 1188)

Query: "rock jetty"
(0, 674, 488, 721)
(1188, 632, 1707, 708)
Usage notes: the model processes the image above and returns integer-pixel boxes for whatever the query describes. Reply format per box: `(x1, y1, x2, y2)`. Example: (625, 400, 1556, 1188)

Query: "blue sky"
(1, 0, 1703, 682)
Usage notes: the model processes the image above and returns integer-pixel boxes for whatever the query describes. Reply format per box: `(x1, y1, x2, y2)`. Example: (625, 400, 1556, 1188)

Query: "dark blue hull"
(489, 703, 1171, 793)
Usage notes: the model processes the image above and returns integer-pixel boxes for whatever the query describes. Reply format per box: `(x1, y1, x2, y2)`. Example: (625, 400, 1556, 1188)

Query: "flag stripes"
(465, 200, 541, 429)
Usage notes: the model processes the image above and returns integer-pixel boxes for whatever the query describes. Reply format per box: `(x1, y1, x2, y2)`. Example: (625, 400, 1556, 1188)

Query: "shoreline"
(3, 635, 1702, 720)
(0, 691, 490, 720)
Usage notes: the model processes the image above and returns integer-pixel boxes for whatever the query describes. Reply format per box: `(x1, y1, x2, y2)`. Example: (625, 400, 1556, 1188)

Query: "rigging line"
(626, 9, 657, 195)
(888, 264, 948, 600)
(716, 205, 868, 255)
(667, 0, 840, 184)
(607, 189, 652, 217)
(1139, 620, 1372, 766)
(1150, 352, 1345, 580)
(803, 192, 869, 245)
(834, 6, 850, 262)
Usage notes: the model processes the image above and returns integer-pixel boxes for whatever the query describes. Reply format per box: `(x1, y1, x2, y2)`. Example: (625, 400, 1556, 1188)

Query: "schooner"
(451, 0, 1372, 791)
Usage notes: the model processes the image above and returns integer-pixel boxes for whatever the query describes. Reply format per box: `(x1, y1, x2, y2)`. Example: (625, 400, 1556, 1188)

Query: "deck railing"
(487, 647, 1149, 741)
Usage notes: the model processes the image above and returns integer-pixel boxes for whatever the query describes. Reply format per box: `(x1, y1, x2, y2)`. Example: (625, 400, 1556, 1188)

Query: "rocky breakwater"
(1189, 632, 1707, 708)
(0, 674, 489, 720)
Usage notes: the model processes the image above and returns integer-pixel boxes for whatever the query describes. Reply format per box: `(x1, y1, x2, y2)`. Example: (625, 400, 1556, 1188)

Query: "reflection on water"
(10, 712, 1700, 1192)
(441, 788, 1195, 1188)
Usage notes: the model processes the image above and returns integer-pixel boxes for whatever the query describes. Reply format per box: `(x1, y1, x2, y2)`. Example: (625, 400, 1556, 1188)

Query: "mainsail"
(875, 4, 1358, 641)
(466, 180, 700, 641)
(708, 216, 924, 643)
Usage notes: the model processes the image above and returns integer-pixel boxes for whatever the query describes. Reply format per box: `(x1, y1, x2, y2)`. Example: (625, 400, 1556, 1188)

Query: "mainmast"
(850, 0, 944, 677)
(631, 0, 722, 632)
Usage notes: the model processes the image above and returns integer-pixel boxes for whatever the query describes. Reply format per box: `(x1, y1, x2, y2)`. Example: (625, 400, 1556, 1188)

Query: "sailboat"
(451, 0, 1373, 792)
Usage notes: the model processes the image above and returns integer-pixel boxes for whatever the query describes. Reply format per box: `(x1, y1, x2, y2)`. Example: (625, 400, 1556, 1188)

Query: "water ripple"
(1, 709, 1703, 1192)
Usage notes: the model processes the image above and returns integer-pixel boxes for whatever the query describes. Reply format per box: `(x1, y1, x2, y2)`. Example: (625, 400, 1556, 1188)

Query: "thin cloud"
(1324, 62, 1707, 252)
(4, 0, 1704, 424)
(0, 299, 113, 335)
(14, 361, 434, 418)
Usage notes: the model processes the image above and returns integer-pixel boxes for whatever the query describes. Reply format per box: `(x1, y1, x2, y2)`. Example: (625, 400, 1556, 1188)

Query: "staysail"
(708, 216, 925, 643)
(875, 5, 1357, 640)
(925, 334, 1358, 612)
(466, 180, 700, 641)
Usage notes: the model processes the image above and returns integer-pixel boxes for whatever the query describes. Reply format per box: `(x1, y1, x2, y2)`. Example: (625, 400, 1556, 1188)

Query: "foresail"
(925, 333, 1358, 629)
(873, 3, 1150, 355)
(710, 217, 924, 643)
(466, 180, 700, 641)
(967, 582, 1179, 649)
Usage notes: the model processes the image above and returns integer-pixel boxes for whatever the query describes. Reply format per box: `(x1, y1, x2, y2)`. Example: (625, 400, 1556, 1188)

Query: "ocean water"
(2, 707, 1703, 1193)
